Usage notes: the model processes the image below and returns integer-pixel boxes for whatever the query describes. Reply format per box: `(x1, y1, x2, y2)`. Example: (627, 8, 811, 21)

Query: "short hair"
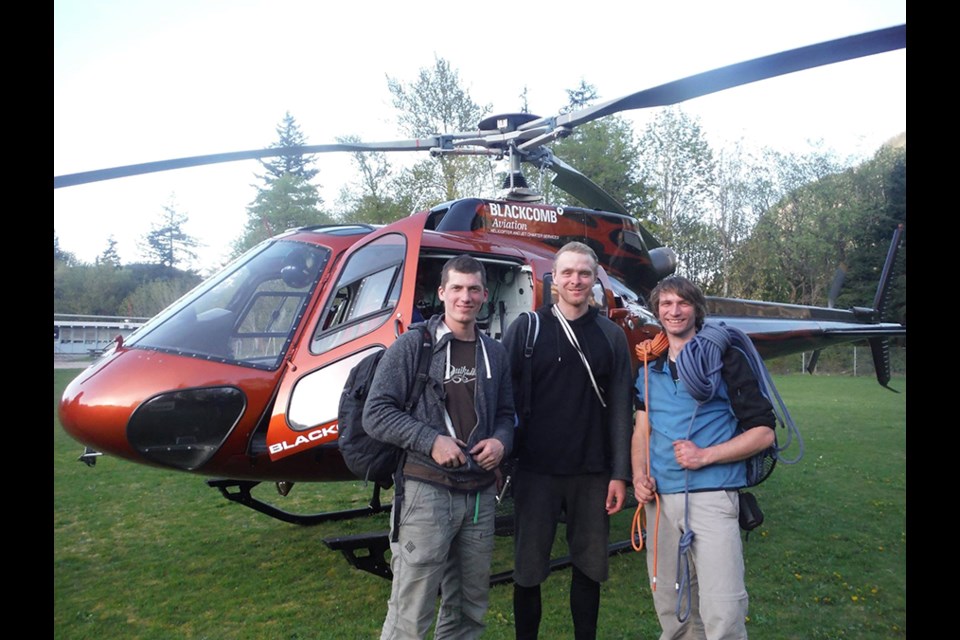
(550, 241, 600, 306)
(440, 254, 487, 288)
(552, 241, 598, 275)
(649, 275, 707, 331)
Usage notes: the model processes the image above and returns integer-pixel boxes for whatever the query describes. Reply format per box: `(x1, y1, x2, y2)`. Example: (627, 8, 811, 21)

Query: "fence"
(54, 314, 149, 356)
(765, 344, 907, 378)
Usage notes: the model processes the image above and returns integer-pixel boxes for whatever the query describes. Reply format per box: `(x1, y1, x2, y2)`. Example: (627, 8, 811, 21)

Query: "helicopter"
(56, 24, 905, 583)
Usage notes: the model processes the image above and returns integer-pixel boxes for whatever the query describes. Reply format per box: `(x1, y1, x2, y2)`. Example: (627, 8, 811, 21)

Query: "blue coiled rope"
(678, 322, 803, 463)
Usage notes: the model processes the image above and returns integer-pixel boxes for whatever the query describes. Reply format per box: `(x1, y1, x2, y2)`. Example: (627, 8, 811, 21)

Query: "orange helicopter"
(56, 24, 905, 582)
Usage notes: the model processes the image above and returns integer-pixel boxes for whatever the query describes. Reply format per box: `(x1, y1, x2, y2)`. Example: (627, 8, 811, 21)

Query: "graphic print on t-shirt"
(445, 339, 478, 442)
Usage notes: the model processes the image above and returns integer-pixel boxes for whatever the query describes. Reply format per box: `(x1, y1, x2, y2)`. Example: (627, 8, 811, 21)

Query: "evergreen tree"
(99, 236, 122, 268)
(560, 80, 598, 113)
(258, 111, 319, 184)
(139, 202, 198, 269)
(234, 113, 328, 254)
(54, 231, 77, 266)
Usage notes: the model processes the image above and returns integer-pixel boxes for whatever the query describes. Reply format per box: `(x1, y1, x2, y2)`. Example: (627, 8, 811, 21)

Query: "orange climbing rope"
(631, 332, 668, 591)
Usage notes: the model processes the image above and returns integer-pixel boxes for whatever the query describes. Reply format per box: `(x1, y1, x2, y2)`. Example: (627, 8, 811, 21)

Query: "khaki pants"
(645, 490, 749, 640)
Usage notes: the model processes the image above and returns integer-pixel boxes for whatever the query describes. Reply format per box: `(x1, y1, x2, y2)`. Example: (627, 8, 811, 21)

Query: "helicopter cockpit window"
(311, 234, 405, 354)
(592, 282, 608, 313)
(607, 274, 657, 324)
(126, 241, 329, 370)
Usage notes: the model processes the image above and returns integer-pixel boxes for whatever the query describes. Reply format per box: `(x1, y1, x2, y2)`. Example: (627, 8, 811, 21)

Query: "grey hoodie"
(362, 314, 515, 489)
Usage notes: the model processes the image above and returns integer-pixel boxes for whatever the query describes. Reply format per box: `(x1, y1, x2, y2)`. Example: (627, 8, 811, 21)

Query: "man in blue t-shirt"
(632, 275, 775, 639)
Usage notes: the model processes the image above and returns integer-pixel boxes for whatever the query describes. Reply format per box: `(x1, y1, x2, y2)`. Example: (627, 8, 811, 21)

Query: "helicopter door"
(264, 213, 427, 462)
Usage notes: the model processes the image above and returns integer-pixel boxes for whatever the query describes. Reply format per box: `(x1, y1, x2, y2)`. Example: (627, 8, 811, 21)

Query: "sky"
(54, 0, 906, 274)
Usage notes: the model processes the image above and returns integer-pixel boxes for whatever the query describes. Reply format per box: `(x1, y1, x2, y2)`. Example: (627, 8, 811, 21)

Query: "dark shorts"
(512, 468, 611, 586)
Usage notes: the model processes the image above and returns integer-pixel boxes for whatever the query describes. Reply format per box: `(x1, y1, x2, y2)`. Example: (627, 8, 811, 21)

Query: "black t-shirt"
(517, 307, 613, 475)
(445, 338, 478, 442)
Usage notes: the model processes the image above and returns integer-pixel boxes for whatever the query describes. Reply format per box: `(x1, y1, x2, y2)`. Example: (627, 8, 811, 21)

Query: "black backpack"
(337, 326, 432, 488)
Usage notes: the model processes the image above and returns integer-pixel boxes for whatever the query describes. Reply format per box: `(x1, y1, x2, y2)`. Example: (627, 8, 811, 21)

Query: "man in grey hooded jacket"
(363, 254, 515, 640)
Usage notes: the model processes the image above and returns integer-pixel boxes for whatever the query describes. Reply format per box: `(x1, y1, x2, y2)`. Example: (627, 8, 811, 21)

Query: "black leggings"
(514, 565, 600, 640)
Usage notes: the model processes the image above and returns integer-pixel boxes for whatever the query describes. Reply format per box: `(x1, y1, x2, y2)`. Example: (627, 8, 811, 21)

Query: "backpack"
(337, 326, 432, 489)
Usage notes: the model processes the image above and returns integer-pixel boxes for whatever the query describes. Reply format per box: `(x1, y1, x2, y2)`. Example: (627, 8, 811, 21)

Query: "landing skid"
(206, 478, 390, 526)
(323, 525, 636, 586)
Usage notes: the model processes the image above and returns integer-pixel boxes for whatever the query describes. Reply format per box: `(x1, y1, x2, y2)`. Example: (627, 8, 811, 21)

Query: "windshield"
(126, 240, 330, 370)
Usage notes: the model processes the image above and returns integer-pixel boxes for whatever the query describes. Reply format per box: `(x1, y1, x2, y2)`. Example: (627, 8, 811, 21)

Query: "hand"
(606, 479, 627, 515)
(633, 473, 656, 504)
(431, 435, 467, 467)
(673, 439, 708, 470)
(469, 438, 505, 471)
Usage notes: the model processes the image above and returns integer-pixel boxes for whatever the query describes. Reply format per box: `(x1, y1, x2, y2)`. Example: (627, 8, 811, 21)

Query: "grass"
(54, 370, 906, 639)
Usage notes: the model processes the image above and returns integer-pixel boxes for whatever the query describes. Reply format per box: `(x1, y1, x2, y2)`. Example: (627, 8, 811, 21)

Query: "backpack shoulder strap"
(404, 326, 433, 412)
(523, 310, 540, 357)
(393, 326, 432, 543)
(518, 311, 540, 422)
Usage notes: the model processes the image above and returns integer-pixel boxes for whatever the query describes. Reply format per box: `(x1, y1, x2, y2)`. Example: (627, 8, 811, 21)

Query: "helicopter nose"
(61, 382, 246, 472)
(126, 386, 246, 470)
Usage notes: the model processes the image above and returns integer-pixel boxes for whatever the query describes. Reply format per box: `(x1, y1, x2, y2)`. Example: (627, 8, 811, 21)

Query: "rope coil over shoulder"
(680, 322, 803, 469)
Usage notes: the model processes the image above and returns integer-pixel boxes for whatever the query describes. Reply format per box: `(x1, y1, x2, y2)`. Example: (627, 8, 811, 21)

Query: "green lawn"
(54, 370, 905, 639)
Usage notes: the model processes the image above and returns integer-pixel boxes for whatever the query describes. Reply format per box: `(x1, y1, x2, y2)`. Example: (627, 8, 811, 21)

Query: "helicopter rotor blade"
(807, 263, 848, 372)
(519, 24, 905, 134)
(55, 24, 904, 191)
(827, 265, 848, 309)
(541, 152, 663, 250)
(544, 154, 629, 216)
(53, 137, 463, 189)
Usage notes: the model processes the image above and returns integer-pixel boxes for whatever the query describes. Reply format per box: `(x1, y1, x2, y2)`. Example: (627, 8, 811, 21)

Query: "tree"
(120, 276, 200, 317)
(99, 236, 122, 268)
(518, 86, 530, 114)
(258, 111, 319, 184)
(637, 108, 717, 281)
(54, 263, 137, 315)
(386, 57, 492, 203)
(708, 144, 762, 296)
(561, 80, 598, 113)
(139, 201, 198, 269)
(235, 113, 329, 254)
(729, 147, 859, 305)
(54, 232, 76, 266)
(334, 136, 410, 225)
(832, 141, 906, 325)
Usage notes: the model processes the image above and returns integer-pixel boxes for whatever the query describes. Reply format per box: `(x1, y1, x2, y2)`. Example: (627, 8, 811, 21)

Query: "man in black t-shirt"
(502, 242, 633, 640)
